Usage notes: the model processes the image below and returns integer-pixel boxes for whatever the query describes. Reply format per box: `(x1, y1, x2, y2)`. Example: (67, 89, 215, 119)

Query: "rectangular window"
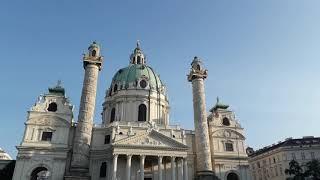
(225, 143, 234, 151)
(311, 152, 315, 159)
(292, 153, 296, 160)
(99, 162, 107, 177)
(41, 132, 52, 141)
(282, 153, 287, 161)
(301, 152, 305, 160)
(104, 135, 111, 144)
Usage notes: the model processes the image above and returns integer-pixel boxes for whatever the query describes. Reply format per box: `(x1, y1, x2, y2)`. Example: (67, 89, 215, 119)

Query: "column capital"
(187, 56, 208, 82)
(113, 154, 119, 157)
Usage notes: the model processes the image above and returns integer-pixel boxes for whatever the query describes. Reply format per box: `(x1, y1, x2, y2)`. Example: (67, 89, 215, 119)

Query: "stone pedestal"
(196, 171, 220, 180)
(64, 175, 91, 180)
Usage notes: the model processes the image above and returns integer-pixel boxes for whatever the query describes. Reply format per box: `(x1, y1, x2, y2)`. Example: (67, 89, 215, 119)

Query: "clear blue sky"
(1, 0, 320, 158)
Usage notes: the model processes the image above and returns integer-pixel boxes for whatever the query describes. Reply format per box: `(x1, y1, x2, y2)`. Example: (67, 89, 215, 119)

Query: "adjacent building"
(248, 136, 320, 180)
(0, 148, 13, 170)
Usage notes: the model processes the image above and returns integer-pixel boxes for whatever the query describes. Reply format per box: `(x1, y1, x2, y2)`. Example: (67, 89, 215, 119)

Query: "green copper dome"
(111, 64, 163, 89)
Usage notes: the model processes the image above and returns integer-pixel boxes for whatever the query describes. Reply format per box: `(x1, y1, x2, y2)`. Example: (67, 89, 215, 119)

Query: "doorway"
(227, 172, 239, 180)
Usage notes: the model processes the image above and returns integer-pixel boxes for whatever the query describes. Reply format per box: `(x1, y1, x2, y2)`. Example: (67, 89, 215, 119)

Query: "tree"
(304, 159, 320, 180)
(0, 160, 16, 180)
(285, 160, 305, 180)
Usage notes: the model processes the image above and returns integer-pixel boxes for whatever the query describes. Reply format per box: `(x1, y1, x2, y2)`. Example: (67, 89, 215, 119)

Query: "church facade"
(12, 42, 250, 180)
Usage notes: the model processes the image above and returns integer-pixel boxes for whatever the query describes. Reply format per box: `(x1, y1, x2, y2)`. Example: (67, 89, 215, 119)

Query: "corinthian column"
(70, 42, 103, 173)
(188, 56, 217, 180)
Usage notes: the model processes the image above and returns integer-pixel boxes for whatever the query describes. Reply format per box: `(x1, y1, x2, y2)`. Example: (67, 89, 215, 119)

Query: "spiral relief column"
(188, 56, 218, 180)
(70, 42, 103, 176)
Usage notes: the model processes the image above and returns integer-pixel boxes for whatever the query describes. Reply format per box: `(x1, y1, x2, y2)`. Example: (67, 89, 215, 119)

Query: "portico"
(109, 129, 189, 180)
(111, 153, 188, 180)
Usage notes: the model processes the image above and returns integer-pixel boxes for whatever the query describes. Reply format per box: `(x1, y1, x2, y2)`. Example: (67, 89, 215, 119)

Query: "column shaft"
(158, 156, 163, 180)
(191, 78, 213, 172)
(71, 64, 100, 171)
(112, 154, 118, 180)
(126, 155, 132, 180)
(140, 155, 145, 180)
(171, 157, 176, 180)
(178, 159, 183, 180)
(183, 158, 188, 180)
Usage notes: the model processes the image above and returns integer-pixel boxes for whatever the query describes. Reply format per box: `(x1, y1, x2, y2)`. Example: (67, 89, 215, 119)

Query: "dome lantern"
(130, 40, 146, 65)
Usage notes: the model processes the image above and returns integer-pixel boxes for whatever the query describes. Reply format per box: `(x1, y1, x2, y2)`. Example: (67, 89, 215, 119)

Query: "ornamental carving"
(27, 116, 70, 127)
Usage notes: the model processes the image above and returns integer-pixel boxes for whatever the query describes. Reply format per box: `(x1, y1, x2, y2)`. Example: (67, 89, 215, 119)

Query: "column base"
(65, 168, 91, 180)
(64, 175, 90, 180)
(196, 170, 220, 180)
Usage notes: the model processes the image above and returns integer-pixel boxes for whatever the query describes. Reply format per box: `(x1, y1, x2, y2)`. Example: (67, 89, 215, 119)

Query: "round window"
(139, 80, 147, 88)
(47, 102, 57, 112)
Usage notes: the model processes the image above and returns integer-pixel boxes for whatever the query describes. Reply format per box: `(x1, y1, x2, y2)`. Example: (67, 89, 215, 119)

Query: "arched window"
(110, 108, 115, 123)
(99, 162, 107, 177)
(137, 56, 141, 64)
(47, 102, 57, 112)
(196, 64, 201, 70)
(222, 117, 230, 126)
(30, 167, 50, 180)
(113, 84, 118, 93)
(132, 57, 136, 64)
(92, 50, 96, 57)
(138, 104, 147, 122)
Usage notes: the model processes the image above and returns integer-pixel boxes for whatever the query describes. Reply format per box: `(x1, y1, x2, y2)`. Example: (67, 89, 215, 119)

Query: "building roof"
(210, 97, 229, 112)
(111, 64, 163, 89)
(48, 80, 65, 96)
(249, 136, 320, 157)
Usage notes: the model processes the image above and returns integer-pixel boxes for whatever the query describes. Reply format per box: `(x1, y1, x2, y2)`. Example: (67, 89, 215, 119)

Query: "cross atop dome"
(130, 41, 146, 65)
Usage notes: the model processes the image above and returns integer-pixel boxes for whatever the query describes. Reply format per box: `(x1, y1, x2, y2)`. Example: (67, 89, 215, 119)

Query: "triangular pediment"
(113, 130, 189, 150)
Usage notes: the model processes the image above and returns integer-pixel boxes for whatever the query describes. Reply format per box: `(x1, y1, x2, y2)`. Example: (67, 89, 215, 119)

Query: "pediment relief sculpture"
(114, 130, 188, 149)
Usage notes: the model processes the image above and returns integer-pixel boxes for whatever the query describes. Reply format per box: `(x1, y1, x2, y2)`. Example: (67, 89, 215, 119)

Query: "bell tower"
(68, 41, 103, 178)
(188, 57, 218, 180)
